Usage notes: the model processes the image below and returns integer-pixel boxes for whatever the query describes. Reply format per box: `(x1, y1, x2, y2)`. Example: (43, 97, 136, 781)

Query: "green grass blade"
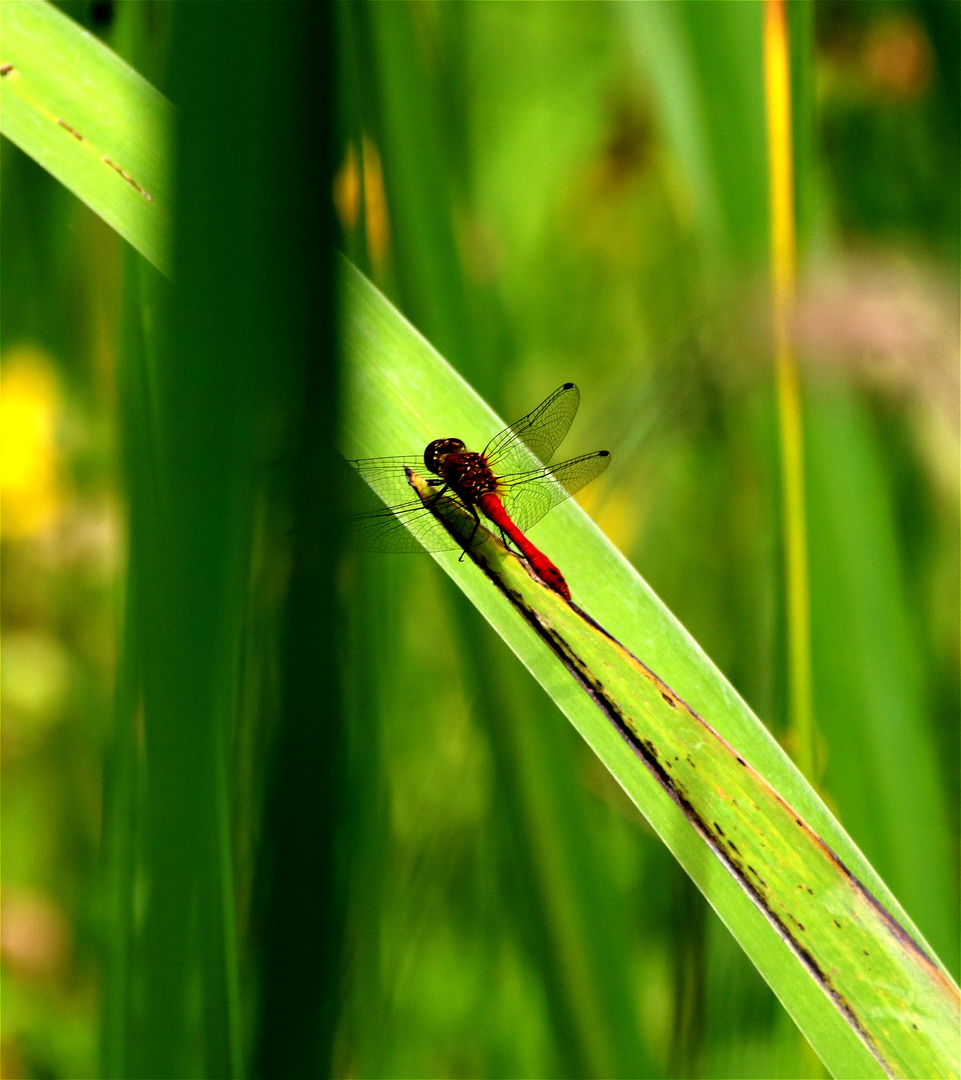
(341, 257, 961, 1080)
(410, 469, 960, 1079)
(622, 1, 767, 261)
(0, 0, 172, 273)
(807, 388, 959, 970)
(351, 2, 481, 381)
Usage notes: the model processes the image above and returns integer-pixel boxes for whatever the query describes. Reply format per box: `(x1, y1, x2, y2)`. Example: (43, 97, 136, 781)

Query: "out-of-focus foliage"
(1, 2, 957, 1079)
(1, 136, 119, 1080)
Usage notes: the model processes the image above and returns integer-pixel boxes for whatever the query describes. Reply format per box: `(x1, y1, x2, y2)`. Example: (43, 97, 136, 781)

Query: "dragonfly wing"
(347, 456, 460, 554)
(348, 499, 462, 554)
(499, 450, 611, 533)
(349, 455, 429, 508)
(484, 383, 580, 474)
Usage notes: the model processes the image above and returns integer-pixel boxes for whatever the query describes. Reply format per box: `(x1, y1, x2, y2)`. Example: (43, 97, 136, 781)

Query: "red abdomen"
(477, 492, 571, 601)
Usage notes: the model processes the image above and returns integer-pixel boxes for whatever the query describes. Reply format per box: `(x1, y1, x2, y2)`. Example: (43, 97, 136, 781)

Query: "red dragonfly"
(349, 383, 610, 600)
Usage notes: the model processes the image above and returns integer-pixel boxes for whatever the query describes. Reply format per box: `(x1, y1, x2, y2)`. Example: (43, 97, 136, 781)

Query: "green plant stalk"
(341, 258, 960, 1080)
(0, 0, 172, 273)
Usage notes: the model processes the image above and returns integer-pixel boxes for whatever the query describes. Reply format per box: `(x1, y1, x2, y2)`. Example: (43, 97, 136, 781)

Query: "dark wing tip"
(598, 450, 610, 458)
(561, 381, 575, 390)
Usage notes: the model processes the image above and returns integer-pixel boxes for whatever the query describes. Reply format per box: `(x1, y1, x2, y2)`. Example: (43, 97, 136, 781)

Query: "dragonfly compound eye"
(424, 438, 465, 475)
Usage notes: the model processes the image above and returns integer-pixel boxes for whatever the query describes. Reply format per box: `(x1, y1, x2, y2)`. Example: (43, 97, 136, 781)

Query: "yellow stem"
(763, 0, 817, 781)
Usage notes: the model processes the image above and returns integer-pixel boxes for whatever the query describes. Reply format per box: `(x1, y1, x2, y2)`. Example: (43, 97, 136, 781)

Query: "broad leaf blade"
(0, 0, 172, 273)
(341, 257, 961, 1080)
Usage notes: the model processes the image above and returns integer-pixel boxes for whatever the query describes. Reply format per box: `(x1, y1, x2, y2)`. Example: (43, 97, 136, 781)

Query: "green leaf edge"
(0, 0, 172, 274)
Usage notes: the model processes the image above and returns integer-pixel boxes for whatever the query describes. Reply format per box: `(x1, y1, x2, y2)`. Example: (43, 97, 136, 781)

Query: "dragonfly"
(348, 383, 610, 601)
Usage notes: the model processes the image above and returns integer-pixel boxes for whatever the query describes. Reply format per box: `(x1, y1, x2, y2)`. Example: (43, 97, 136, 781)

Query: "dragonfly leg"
(458, 504, 482, 561)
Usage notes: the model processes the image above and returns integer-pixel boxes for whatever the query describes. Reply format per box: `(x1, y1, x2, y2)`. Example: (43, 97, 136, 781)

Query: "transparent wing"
(499, 450, 611, 534)
(484, 383, 580, 475)
(348, 455, 428, 509)
(346, 456, 460, 554)
(348, 499, 464, 554)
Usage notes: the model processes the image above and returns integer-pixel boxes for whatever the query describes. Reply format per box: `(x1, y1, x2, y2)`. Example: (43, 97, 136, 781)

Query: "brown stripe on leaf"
(103, 157, 154, 201)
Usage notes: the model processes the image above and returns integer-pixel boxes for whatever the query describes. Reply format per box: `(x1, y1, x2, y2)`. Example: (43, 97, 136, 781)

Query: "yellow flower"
(1, 346, 63, 539)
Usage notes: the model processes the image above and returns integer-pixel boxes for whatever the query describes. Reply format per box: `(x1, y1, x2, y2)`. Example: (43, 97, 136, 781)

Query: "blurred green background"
(1, 2, 957, 1078)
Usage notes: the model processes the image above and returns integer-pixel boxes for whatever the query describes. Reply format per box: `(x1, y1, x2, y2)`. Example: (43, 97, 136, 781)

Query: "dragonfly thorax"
(424, 439, 498, 502)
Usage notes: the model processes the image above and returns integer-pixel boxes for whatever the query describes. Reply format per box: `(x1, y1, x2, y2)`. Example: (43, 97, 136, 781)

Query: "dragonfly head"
(424, 438, 465, 476)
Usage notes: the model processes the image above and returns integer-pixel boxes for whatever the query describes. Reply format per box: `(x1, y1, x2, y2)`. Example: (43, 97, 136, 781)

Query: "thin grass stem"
(764, 0, 817, 783)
